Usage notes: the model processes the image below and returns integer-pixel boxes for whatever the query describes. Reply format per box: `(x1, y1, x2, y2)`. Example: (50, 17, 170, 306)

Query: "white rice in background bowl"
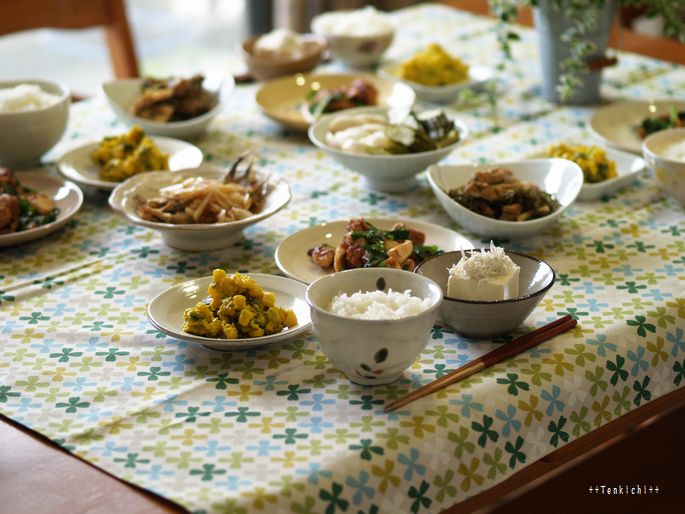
(327, 288, 432, 320)
(0, 84, 62, 112)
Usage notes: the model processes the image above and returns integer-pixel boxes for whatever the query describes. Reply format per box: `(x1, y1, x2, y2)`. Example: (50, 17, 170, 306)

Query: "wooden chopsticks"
(384, 315, 577, 413)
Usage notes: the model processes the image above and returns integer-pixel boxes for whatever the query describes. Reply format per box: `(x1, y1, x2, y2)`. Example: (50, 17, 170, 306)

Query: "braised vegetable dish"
(0, 168, 59, 234)
(308, 218, 443, 272)
(91, 125, 169, 182)
(638, 108, 685, 139)
(448, 167, 560, 221)
(183, 270, 297, 339)
(135, 154, 268, 224)
(129, 75, 216, 122)
(306, 79, 378, 118)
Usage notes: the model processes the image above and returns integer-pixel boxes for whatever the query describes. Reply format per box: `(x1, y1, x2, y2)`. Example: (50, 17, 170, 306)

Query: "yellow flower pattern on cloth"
(398, 43, 469, 86)
(183, 270, 297, 339)
(547, 143, 617, 184)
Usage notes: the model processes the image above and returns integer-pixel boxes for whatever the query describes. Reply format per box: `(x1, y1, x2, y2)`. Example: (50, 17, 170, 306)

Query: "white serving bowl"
(306, 268, 443, 385)
(379, 61, 495, 103)
(642, 127, 685, 205)
(427, 159, 583, 239)
(308, 106, 467, 192)
(416, 250, 555, 339)
(0, 79, 70, 168)
(109, 166, 291, 251)
(102, 72, 234, 140)
(311, 11, 394, 67)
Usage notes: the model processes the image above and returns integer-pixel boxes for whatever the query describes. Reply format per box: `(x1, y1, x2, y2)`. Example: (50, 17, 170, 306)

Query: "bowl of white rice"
(0, 79, 70, 168)
(311, 7, 394, 67)
(643, 127, 685, 205)
(306, 267, 442, 385)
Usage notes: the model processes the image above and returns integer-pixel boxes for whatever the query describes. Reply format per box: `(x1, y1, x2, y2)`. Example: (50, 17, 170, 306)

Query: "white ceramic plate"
(0, 172, 83, 247)
(589, 100, 685, 154)
(102, 71, 234, 140)
(57, 136, 204, 190)
(148, 273, 311, 351)
(379, 62, 495, 103)
(109, 166, 291, 251)
(427, 159, 583, 239)
(255, 73, 415, 132)
(275, 218, 474, 284)
(531, 144, 645, 201)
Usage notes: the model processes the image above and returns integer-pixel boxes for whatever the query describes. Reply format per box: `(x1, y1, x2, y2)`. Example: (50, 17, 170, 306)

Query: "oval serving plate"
(255, 72, 415, 132)
(531, 144, 645, 201)
(589, 100, 685, 154)
(148, 273, 311, 351)
(0, 172, 83, 247)
(275, 218, 474, 284)
(58, 136, 204, 190)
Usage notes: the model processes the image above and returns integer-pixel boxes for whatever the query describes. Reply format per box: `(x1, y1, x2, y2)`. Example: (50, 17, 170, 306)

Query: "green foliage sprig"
(490, 0, 685, 101)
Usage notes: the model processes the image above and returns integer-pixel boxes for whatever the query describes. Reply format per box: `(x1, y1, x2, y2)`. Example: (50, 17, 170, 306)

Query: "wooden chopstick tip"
(384, 316, 578, 413)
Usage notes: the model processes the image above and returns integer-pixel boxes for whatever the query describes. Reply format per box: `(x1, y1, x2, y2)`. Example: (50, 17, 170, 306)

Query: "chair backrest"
(0, 0, 139, 78)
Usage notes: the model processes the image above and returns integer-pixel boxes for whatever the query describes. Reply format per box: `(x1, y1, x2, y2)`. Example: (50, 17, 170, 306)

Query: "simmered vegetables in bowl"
(309, 106, 467, 192)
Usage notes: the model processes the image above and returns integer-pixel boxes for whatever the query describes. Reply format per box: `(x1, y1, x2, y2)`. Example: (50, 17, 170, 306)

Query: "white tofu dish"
(447, 242, 520, 302)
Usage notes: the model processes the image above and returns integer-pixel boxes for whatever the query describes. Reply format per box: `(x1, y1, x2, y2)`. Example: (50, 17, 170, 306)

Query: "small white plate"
(102, 71, 234, 140)
(147, 273, 311, 351)
(379, 61, 495, 103)
(275, 218, 473, 284)
(57, 136, 204, 190)
(0, 172, 83, 247)
(589, 100, 685, 154)
(532, 145, 645, 201)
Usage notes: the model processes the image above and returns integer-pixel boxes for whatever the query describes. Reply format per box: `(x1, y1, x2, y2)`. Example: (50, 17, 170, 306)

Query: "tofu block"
(447, 266, 519, 301)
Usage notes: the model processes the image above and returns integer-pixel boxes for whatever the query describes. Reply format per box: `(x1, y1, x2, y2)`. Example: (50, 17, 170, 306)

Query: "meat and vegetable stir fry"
(308, 218, 443, 272)
(448, 167, 560, 222)
(638, 108, 685, 139)
(0, 168, 59, 234)
(306, 79, 378, 118)
(129, 75, 216, 122)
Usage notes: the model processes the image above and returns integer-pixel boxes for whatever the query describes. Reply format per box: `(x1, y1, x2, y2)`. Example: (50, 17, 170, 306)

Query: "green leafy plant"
(490, 0, 685, 101)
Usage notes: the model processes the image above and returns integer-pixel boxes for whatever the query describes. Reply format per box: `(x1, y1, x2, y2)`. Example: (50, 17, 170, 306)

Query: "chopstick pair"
(384, 315, 577, 413)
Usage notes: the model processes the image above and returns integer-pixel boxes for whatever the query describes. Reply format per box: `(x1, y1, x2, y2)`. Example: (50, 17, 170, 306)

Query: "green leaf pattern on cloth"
(0, 5, 684, 513)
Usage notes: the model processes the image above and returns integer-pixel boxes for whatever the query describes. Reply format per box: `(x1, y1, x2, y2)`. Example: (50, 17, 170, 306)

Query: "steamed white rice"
(328, 288, 431, 320)
(0, 84, 61, 112)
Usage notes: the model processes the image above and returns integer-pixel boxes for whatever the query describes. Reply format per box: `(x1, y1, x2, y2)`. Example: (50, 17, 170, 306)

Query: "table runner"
(1, 4, 684, 513)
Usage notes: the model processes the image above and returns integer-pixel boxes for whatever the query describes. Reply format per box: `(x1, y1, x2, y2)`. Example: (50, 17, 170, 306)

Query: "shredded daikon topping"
(449, 242, 519, 281)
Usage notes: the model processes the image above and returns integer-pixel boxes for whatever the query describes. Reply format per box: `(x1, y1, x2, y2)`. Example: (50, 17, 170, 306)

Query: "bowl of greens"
(308, 106, 467, 192)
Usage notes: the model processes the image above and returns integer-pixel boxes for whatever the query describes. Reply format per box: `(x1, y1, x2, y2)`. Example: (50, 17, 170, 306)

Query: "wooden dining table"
(1, 4, 684, 513)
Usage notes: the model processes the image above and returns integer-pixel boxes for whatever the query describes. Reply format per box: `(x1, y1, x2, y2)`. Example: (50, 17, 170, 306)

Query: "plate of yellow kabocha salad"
(57, 125, 203, 190)
(147, 270, 311, 350)
(541, 143, 645, 201)
(379, 43, 495, 103)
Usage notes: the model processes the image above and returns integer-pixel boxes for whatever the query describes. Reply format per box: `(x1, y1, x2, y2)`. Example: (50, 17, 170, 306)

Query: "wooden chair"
(0, 0, 139, 78)
(442, 0, 685, 65)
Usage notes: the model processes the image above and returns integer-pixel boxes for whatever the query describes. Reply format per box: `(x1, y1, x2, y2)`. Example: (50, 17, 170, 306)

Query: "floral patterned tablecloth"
(1, 4, 684, 514)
